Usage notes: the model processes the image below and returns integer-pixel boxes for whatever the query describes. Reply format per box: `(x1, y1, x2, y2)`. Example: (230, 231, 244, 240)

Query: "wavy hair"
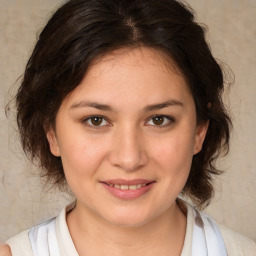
(15, 0, 232, 208)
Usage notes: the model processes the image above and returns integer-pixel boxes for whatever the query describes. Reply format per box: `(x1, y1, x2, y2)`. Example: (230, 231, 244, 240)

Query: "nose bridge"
(109, 123, 148, 171)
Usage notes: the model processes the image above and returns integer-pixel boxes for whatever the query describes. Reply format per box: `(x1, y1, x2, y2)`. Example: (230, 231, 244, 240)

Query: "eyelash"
(145, 115, 175, 128)
(82, 115, 175, 129)
(82, 115, 111, 129)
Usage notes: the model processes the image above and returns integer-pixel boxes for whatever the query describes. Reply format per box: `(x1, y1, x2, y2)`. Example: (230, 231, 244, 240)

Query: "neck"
(67, 200, 187, 256)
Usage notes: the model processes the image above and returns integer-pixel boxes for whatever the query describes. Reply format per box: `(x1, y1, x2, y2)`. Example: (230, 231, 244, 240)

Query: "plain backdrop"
(0, 0, 255, 242)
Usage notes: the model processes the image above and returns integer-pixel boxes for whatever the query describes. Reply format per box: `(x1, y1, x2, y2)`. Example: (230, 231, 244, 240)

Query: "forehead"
(62, 47, 192, 108)
(89, 47, 183, 80)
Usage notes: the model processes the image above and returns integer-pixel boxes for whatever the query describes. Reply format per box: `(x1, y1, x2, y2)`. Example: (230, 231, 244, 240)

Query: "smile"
(106, 183, 148, 190)
(100, 179, 156, 200)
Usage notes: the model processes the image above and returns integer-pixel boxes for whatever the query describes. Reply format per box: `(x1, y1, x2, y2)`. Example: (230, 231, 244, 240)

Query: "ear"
(46, 127, 60, 157)
(193, 120, 209, 155)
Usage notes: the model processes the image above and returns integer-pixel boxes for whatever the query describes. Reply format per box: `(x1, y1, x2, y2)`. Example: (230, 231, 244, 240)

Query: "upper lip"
(100, 179, 155, 185)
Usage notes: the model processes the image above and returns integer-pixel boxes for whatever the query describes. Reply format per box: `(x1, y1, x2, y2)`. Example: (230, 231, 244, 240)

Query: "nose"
(108, 125, 149, 172)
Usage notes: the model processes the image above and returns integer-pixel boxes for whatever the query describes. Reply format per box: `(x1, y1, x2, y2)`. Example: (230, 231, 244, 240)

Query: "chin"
(109, 217, 151, 228)
(103, 208, 157, 228)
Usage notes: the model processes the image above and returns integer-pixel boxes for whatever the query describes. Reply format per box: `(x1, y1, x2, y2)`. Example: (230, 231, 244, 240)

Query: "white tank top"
(28, 208, 227, 256)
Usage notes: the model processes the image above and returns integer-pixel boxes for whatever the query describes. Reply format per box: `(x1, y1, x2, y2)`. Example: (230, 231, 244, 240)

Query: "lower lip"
(101, 182, 155, 200)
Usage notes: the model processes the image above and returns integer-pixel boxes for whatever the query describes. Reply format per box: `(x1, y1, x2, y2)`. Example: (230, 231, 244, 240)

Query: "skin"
(46, 47, 208, 256)
(0, 244, 11, 256)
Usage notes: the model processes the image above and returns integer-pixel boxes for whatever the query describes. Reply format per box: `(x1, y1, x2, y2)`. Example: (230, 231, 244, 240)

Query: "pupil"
(92, 117, 102, 126)
(153, 116, 164, 125)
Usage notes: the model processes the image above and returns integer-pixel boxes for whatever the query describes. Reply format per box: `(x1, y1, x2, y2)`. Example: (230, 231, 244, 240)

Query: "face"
(47, 47, 208, 227)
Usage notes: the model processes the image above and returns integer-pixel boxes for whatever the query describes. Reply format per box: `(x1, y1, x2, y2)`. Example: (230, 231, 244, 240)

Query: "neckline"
(55, 200, 194, 255)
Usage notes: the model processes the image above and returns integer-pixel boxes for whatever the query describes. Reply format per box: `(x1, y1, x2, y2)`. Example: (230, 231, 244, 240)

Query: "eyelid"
(145, 115, 175, 127)
(81, 114, 175, 129)
(82, 115, 112, 128)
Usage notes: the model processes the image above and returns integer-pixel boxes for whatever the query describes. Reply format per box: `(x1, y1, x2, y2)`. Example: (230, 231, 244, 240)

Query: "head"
(16, 0, 231, 209)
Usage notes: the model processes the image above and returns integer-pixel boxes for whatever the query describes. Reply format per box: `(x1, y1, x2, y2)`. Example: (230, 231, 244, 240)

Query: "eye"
(146, 115, 174, 127)
(83, 116, 110, 127)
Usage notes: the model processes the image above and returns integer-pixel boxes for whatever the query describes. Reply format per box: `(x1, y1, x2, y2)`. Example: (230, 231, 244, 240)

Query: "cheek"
(153, 134, 195, 197)
(58, 133, 109, 178)
(152, 132, 195, 169)
(60, 138, 109, 198)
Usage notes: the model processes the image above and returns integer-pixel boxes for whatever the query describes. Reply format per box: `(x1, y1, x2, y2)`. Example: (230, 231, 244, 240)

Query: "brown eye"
(152, 116, 164, 125)
(91, 116, 103, 126)
(84, 116, 109, 127)
(146, 115, 174, 127)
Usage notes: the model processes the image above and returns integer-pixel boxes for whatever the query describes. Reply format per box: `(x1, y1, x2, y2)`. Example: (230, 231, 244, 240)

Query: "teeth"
(129, 185, 137, 190)
(120, 185, 128, 190)
(111, 184, 147, 190)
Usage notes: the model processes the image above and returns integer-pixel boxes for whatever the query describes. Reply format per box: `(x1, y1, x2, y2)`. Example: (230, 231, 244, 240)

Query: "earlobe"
(193, 120, 209, 155)
(46, 127, 60, 157)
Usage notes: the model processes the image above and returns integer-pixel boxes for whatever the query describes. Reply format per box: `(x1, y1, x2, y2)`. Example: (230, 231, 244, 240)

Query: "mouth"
(102, 182, 154, 190)
(100, 179, 156, 200)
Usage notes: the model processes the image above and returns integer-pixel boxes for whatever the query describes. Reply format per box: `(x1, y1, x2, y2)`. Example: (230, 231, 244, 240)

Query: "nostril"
(108, 150, 149, 172)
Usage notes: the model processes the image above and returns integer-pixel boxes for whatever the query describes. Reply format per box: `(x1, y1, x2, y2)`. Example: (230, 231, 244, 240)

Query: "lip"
(100, 179, 156, 200)
(102, 179, 153, 186)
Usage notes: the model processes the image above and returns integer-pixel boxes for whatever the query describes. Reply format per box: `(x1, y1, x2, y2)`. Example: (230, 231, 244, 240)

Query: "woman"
(1, 0, 256, 255)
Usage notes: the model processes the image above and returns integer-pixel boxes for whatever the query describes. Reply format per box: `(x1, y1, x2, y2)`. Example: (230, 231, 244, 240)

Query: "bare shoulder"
(0, 244, 12, 256)
(219, 224, 256, 256)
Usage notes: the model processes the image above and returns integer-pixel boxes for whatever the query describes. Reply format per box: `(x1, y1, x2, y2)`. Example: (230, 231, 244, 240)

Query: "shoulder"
(5, 230, 33, 256)
(4, 204, 74, 256)
(181, 200, 256, 255)
(219, 224, 256, 256)
(0, 244, 12, 256)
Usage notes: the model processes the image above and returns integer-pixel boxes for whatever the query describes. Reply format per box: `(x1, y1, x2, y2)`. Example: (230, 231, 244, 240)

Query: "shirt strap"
(192, 209, 228, 256)
(28, 218, 61, 256)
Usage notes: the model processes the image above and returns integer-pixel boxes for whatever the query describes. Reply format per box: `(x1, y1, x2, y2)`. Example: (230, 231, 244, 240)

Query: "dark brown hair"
(15, 0, 232, 208)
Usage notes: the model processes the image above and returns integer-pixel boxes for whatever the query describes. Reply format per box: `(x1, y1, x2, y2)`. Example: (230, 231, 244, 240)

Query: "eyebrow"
(69, 99, 183, 112)
(143, 100, 184, 111)
(69, 101, 113, 111)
